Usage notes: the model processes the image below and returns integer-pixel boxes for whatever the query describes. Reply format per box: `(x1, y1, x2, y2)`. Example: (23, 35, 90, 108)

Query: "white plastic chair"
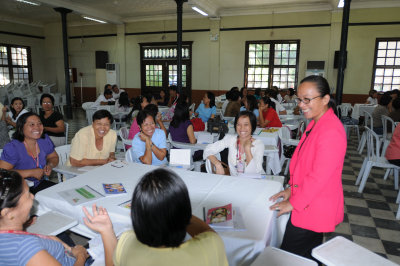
(337, 105, 360, 142)
(82, 102, 95, 125)
(396, 190, 400, 220)
(125, 148, 134, 162)
(206, 153, 221, 174)
(54, 144, 71, 182)
(381, 115, 395, 156)
(358, 110, 373, 154)
(118, 127, 131, 152)
(355, 127, 399, 193)
(280, 126, 300, 175)
(26, 96, 37, 112)
(64, 122, 69, 145)
(168, 133, 205, 172)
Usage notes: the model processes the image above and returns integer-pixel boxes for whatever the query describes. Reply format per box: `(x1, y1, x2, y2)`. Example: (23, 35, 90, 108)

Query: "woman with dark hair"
(194, 92, 216, 123)
(204, 111, 265, 176)
(167, 85, 179, 107)
(365, 89, 378, 105)
(284, 88, 297, 103)
(259, 97, 282, 128)
(0, 112, 59, 194)
(371, 92, 392, 134)
(240, 87, 247, 103)
(0, 169, 89, 265)
(170, 103, 196, 144)
(254, 88, 261, 100)
(269, 75, 347, 259)
(39, 93, 66, 147)
(68, 110, 117, 167)
(240, 95, 259, 118)
(128, 95, 152, 141)
(94, 89, 115, 106)
(224, 90, 241, 117)
(5, 97, 29, 128)
(111, 84, 125, 100)
(114, 92, 131, 113)
(82, 168, 228, 266)
(129, 109, 167, 165)
(156, 88, 169, 106)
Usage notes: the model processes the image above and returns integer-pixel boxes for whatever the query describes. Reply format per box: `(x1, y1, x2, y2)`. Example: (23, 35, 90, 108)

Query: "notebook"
(27, 211, 78, 236)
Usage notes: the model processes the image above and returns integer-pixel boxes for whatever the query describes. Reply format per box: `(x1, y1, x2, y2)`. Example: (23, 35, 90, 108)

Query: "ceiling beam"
(35, 0, 123, 24)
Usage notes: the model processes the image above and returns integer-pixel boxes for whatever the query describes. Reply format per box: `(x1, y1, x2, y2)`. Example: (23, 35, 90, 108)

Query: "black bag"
(207, 117, 228, 134)
(283, 145, 296, 158)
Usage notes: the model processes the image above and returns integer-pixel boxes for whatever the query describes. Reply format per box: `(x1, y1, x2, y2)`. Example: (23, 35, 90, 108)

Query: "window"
(372, 38, 400, 92)
(0, 44, 32, 86)
(245, 40, 299, 89)
(140, 42, 192, 97)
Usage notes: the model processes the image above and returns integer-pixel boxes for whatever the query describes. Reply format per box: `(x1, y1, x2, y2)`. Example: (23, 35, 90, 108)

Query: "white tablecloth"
(35, 163, 286, 266)
(352, 104, 377, 120)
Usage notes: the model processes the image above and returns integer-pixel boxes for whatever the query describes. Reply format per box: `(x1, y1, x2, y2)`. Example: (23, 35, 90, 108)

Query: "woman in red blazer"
(270, 75, 347, 259)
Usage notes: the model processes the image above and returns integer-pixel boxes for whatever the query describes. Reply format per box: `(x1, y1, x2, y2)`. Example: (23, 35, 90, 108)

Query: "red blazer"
(289, 108, 347, 232)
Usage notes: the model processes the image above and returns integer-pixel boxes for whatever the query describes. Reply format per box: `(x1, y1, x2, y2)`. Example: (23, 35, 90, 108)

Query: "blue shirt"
(0, 234, 75, 266)
(130, 128, 167, 166)
(239, 106, 259, 118)
(195, 103, 216, 123)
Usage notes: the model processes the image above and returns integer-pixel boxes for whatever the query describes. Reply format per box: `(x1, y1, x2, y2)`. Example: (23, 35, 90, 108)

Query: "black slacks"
(280, 216, 323, 260)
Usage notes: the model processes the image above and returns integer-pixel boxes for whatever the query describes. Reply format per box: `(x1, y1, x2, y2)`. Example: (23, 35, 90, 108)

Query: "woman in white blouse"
(204, 111, 265, 176)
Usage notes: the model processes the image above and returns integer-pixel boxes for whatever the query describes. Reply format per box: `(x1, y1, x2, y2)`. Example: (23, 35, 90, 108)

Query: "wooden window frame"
(0, 43, 33, 85)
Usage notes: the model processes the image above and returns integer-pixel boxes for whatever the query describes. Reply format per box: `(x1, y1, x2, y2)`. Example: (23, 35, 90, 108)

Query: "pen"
(203, 207, 206, 222)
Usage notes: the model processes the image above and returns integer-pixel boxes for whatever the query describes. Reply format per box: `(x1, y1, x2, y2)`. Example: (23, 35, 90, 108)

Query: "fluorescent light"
(82, 16, 107, 24)
(192, 7, 208, 16)
(15, 0, 40, 6)
(338, 0, 344, 8)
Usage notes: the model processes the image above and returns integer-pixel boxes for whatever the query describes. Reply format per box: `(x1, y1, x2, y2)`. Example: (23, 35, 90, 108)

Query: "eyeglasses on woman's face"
(295, 95, 322, 105)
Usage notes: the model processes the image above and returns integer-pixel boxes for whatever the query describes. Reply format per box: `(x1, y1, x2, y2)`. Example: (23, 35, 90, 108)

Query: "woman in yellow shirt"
(68, 110, 117, 166)
(82, 168, 228, 266)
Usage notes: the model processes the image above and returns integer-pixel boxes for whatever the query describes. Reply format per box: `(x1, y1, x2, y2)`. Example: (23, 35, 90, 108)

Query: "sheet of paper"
(169, 149, 191, 166)
(58, 185, 104, 206)
(27, 211, 78, 236)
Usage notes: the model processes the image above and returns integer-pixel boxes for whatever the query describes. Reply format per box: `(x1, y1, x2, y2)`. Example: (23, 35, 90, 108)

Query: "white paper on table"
(169, 149, 191, 166)
(237, 173, 264, 179)
(78, 166, 99, 172)
(26, 211, 78, 236)
(196, 132, 215, 144)
(57, 185, 104, 206)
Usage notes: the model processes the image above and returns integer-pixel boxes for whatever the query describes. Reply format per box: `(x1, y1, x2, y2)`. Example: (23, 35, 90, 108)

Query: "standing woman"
(269, 75, 347, 259)
(0, 112, 59, 194)
(194, 92, 216, 123)
(5, 97, 29, 128)
(39, 93, 66, 147)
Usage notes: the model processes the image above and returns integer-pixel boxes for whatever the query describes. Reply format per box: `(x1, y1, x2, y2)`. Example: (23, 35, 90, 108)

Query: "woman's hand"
(242, 137, 254, 152)
(83, 204, 114, 235)
(269, 188, 291, 202)
(156, 112, 162, 123)
(269, 200, 293, 217)
(139, 132, 151, 143)
(43, 164, 53, 176)
(31, 168, 45, 180)
(213, 161, 225, 175)
(71, 245, 89, 261)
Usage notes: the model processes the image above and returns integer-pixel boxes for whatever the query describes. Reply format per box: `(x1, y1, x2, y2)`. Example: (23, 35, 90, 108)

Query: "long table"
(35, 163, 287, 266)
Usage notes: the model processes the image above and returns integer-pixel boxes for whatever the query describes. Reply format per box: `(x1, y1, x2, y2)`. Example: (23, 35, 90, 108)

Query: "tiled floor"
(64, 108, 400, 264)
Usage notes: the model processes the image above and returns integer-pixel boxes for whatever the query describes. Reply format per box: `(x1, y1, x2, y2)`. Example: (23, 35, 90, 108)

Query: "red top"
(262, 108, 282, 127)
(386, 123, 400, 160)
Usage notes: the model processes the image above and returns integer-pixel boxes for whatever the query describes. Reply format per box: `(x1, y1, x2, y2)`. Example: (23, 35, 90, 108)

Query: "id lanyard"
(23, 141, 40, 168)
(0, 230, 50, 239)
(236, 138, 245, 173)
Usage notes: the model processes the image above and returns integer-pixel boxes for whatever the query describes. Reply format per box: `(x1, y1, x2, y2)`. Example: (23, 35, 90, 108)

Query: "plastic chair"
(357, 110, 373, 154)
(355, 127, 399, 193)
(205, 153, 221, 174)
(82, 102, 95, 125)
(381, 115, 395, 156)
(118, 127, 131, 152)
(125, 148, 134, 162)
(26, 96, 37, 112)
(54, 144, 71, 182)
(396, 189, 400, 220)
(64, 122, 69, 145)
(337, 105, 360, 142)
(280, 126, 300, 175)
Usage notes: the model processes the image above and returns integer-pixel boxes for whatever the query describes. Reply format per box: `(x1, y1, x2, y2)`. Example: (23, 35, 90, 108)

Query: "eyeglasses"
(295, 96, 322, 105)
(42, 102, 52, 105)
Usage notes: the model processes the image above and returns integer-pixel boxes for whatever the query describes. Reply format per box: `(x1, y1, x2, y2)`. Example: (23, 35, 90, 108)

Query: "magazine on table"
(58, 185, 104, 206)
(102, 183, 127, 195)
(205, 203, 245, 231)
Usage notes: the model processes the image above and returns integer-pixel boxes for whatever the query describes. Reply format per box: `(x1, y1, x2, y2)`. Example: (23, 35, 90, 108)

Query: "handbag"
(206, 117, 228, 134)
(190, 117, 205, 131)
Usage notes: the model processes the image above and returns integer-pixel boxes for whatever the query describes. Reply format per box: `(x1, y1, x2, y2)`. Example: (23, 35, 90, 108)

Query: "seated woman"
(259, 97, 282, 128)
(204, 111, 265, 176)
(385, 123, 400, 167)
(0, 112, 59, 194)
(93, 89, 115, 106)
(155, 88, 169, 106)
(365, 89, 378, 105)
(5, 97, 29, 128)
(68, 110, 117, 167)
(130, 109, 167, 165)
(0, 169, 89, 265)
(283, 88, 297, 103)
(39, 93, 66, 147)
(82, 168, 228, 266)
(224, 90, 241, 118)
(240, 95, 259, 119)
(372, 92, 392, 134)
(194, 92, 216, 123)
(128, 95, 151, 141)
(114, 92, 131, 113)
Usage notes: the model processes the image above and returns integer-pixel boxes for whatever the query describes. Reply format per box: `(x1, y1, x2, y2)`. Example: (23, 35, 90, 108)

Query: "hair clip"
(0, 187, 10, 200)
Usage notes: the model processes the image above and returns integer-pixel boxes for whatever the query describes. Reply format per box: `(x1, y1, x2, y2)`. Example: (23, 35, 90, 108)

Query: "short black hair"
(104, 84, 111, 90)
(10, 97, 25, 120)
(143, 104, 159, 118)
(131, 168, 191, 248)
(255, 88, 261, 96)
(234, 111, 257, 134)
(169, 85, 177, 92)
(260, 96, 276, 110)
(118, 92, 130, 108)
(170, 102, 189, 128)
(40, 93, 55, 105)
(369, 89, 377, 97)
(230, 90, 240, 101)
(392, 97, 400, 110)
(92, 109, 114, 124)
(104, 89, 113, 96)
(246, 95, 258, 112)
(136, 109, 155, 127)
(206, 91, 216, 108)
(380, 92, 392, 106)
(13, 112, 45, 142)
(0, 169, 24, 215)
